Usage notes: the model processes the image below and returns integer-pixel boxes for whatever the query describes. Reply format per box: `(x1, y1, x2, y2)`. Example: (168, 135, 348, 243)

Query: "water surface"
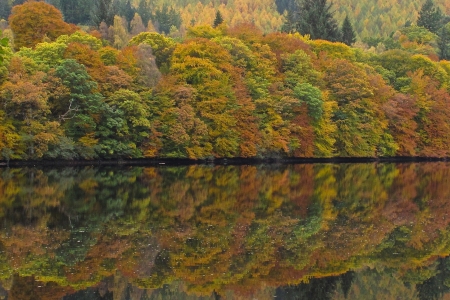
(1, 163, 450, 299)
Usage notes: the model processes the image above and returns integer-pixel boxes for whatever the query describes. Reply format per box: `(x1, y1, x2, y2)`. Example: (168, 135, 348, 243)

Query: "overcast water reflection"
(1, 163, 450, 299)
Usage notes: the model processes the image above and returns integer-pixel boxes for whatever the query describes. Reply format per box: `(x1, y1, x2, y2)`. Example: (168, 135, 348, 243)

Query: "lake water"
(1, 162, 450, 299)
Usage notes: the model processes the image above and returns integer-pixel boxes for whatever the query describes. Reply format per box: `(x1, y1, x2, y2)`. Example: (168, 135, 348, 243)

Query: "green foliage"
(293, 83, 324, 121)
(59, 0, 91, 25)
(417, 0, 444, 33)
(400, 25, 437, 45)
(0, 31, 8, 63)
(295, 0, 341, 42)
(128, 32, 176, 72)
(341, 15, 356, 46)
(153, 4, 182, 35)
(213, 10, 224, 28)
(437, 22, 450, 60)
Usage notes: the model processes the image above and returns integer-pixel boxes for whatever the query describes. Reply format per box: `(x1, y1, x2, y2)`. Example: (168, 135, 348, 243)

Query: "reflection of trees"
(1, 163, 450, 297)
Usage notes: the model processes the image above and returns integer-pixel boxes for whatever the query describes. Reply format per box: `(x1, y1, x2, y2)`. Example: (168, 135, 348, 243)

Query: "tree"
(0, 31, 8, 64)
(120, 0, 136, 28)
(0, 0, 12, 20)
(293, 83, 323, 121)
(153, 4, 181, 35)
(137, 0, 152, 27)
(130, 13, 146, 36)
(437, 22, 450, 60)
(417, 0, 443, 34)
(54, 59, 103, 158)
(60, 0, 91, 25)
(91, 0, 116, 26)
(295, 0, 340, 42)
(341, 15, 356, 46)
(213, 11, 224, 28)
(8, 1, 76, 50)
(275, 0, 295, 14)
(113, 15, 130, 49)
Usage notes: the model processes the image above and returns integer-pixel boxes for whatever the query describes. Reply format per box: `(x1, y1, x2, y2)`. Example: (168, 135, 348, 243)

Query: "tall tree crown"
(295, 0, 340, 42)
(417, 0, 443, 33)
(341, 15, 356, 45)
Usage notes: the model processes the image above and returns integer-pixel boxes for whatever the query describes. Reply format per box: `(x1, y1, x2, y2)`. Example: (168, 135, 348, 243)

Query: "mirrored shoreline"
(1, 163, 450, 299)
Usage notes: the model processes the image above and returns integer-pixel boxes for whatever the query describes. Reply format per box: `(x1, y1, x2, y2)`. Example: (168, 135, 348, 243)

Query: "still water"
(1, 163, 450, 299)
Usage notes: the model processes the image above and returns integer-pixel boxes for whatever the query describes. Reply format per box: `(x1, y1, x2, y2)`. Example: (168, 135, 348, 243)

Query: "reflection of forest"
(2, 163, 450, 299)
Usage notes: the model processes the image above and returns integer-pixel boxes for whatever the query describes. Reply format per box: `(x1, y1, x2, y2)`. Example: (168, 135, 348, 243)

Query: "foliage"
(2, 3, 450, 160)
(417, 0, 444, 33)
(213, 10, 224, 28)
(290, 0, 341, 42)
(341, 15, 356, 46)
(8, 1, 76, 50)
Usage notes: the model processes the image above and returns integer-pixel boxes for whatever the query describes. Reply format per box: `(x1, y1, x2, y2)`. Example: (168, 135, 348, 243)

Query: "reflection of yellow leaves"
(143, 167, 157, 178)
(78, 179, 98, 194)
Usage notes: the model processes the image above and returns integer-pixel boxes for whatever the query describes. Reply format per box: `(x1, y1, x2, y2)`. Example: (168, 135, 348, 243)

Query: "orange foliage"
(9, 1, 76, 50)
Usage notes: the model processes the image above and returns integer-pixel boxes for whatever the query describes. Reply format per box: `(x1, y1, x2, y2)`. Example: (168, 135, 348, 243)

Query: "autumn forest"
(1, 0, 450, 161)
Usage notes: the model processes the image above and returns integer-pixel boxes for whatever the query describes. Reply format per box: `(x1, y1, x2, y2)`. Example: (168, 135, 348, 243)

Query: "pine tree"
(295, 0, 340, 42)
(153, 5, 181, 35)
(120, 0, 136, 28)
(417, 0, 443, 33)
(341, 15, 356, 45)
(60, 0, 91, 24)
(91, 0, 117, 26)
(437, 22, 450, 60)
(0, 1, 12, 20)
(137, 0, 152, 27)
(275, 0, 295, 14)
(213, 10, 224, 28)
(281, 8, 298, 33)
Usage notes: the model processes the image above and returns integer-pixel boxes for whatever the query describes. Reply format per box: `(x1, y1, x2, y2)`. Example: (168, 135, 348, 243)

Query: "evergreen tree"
(281, 10, 297, 32)
(60, 0, 91, 24)
(120, 0, 136, 28)
(153, 5, 181, 35)
(213, 10, 224, 28)
(437, 22, 450, 60)
(137, 0, 152, 29)
(275, 0, 295, 14)
(0, 1, 12, 20)
(341, 15, 356, 45)
(295, 0, 340, 41)
(417, 0, 443, 33)
(91, 0, 117, 26)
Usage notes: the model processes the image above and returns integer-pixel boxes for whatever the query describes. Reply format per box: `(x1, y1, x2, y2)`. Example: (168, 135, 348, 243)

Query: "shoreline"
(0, 156, 448, 167)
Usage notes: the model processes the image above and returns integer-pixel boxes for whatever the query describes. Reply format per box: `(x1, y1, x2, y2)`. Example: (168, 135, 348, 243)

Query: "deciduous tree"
(8, 1, 76, 50)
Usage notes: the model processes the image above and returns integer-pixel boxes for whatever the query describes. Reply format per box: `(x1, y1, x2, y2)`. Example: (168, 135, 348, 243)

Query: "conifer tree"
(120, 0, 136, 28)
(91, 0, 117, 26)
(153, 5, 181, 35)
(417, 0, 443, 33)
(341, 15, 356, 45)
(137, 0, 152, 27)
(437, 22, 450, 60)
(0, 2, 11, 20)
(295, 0, 340, 42)
(60, 0, 91, 25)
(213, 10, 224, 28)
